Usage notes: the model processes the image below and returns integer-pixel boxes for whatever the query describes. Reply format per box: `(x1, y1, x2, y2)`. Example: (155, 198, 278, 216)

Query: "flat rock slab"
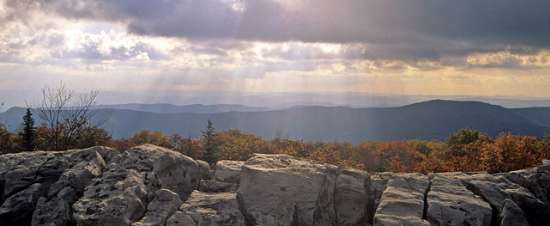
(237, 154, 338, 226)
(214, 160, 244, 184)
(166, 191, 245, 226)
(373, 174, 430, 226)
(427, 174, 492, 226)
(335, 168, 369, 226)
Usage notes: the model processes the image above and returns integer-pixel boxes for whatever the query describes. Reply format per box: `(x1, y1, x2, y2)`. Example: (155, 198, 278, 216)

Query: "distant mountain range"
(92, 103, 270, 113)
(1, 100, 549, 143)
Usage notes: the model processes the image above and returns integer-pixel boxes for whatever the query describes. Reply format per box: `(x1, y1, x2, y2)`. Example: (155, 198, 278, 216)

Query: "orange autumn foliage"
(4, 125, 548, 174)
(112, 129, 549, 174)
(111, 129, 550, 173)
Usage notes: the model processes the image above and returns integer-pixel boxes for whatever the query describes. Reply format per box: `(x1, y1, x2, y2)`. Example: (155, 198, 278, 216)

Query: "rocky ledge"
(0, 145, 549, 226)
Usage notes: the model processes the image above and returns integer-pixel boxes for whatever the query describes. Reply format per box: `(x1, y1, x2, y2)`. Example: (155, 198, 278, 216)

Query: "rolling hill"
(1, 100, 548, 143)
(513, 107, 550, 129)
(92, 103, 270, 113)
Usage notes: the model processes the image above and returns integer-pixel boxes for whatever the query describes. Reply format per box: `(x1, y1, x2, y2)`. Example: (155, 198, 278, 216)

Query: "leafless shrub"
(36, 82, 99, 150)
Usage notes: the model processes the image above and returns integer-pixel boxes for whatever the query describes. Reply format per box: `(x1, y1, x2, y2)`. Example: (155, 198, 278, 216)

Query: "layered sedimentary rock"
(0, 145, 549, 226)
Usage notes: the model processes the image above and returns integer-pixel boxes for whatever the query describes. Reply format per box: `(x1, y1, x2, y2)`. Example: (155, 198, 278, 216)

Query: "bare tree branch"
(37, 82, 99, 150)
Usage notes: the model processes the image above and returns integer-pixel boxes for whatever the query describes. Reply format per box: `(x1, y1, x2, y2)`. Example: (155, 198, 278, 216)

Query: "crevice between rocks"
(0, 155, 62, 226)
(164, 208, 180, 226)
(236, 192, 256, 226)
(60, 151, 110, 226)
(422, 175, 433, 220)
(331, 169, 340, 226)
(365, 175, 389, 226)
(132, 186, 155, 224)
(1, 156, 59, 206)
(364, 175, 375, 226)
(290, 204, 300, 226)
(461, 181, 500, 226)
(0, 177, 5, 204)
(10, 156, 57, 198)
(131, 200, 150, 225)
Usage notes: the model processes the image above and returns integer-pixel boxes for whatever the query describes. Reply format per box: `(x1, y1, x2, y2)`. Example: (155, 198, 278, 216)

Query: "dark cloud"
(4, 0, 550, 61)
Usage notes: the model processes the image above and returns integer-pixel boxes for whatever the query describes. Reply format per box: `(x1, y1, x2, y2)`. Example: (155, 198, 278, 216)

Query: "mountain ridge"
(1, 100, 549, 143)
(92, 103, 271, 113)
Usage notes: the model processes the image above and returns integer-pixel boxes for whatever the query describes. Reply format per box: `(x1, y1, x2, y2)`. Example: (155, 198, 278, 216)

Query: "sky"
(2, 0, 550, 107)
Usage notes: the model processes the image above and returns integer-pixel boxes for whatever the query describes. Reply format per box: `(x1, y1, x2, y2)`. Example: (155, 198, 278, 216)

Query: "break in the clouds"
(2, 0, 550, 106)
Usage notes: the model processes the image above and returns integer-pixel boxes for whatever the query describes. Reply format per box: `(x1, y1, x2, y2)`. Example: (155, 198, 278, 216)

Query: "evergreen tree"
(19, 108, 36, 151)
(202, 120, 218, 165)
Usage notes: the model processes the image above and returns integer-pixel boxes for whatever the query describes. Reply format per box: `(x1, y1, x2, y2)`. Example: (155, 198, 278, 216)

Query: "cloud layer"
(7, 0, 547, 59)
(2, 0, 550, 105)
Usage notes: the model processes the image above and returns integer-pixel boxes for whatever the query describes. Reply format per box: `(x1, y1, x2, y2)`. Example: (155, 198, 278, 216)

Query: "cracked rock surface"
(426, 174, 492, 226)
(167, 191, 245, 226)
(0, 145, 549, 226)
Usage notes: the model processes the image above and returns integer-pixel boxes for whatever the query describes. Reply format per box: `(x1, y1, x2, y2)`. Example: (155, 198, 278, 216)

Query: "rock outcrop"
(0, 145, 549, 226)
(198, 160, 243, 193)
(373, 174, 430, 226)
(167, 191, 245, 226)
(426, 174, 492, 226)
(214, 160, 244, 184)
(237, 154, 338, 226)
(334, 168, 369, 226)
(0, 145, 202, 226)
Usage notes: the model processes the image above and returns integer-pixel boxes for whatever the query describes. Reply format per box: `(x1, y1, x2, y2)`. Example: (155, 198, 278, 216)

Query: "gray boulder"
(2, 148, 550, 226)
(72, 168, 148, 226)
(214, 160, 244, 184)
(197, 160, 212, 180)
(500, 199, 529, 226)
(32, 151, 107, 226)
(0, 147, 114, 226)
(32, 187, 76, 226)
(458, 173, 546, 225)
(1, 151, 68, 200)
(166, 191, 245, 226)
(237, 154, 338, 226)
(0, 183, 47, 225)
(335, 168, 369, 226)
(503, 163, 550, 226)
(426, 174, 492, 226)
(72, 145, 201, 226)
(133, 189, 183, 226)
(373, 174, 430, 226)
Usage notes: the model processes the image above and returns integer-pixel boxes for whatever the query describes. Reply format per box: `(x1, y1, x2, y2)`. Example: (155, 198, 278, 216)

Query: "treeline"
(2, 114, 550, 173)
(117, 128, 550, 173)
